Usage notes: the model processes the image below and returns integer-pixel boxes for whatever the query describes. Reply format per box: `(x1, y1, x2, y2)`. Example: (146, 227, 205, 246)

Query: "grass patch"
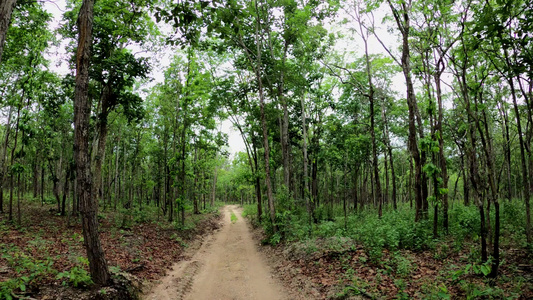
(230, 211, 237, 223)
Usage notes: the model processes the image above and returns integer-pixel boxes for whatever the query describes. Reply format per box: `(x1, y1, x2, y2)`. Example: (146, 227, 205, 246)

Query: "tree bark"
(74, 0, 110, 285)
(0, 0, 17, 64)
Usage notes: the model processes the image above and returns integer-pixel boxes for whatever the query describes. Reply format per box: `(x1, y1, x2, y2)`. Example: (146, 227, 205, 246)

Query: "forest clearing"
(1, 0, 533, 298)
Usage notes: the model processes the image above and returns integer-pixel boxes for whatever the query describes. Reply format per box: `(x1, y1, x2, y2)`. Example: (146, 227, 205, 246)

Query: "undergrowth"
(241, 199, 531, 298)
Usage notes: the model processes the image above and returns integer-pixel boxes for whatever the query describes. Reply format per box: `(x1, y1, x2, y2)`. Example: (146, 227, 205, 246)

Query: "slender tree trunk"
(509, 79, 531, 244)
(435, 72, 449, 233)
(254, 1, 276, 232)
(278, 42, 290, 192)
(193, 143, 199, 214)
(474, 87, 500, 276)
(8, 173, 13, 222)
(93, 88, 111, 207)
(16, 172, 20, 225)
(114, 144, 120, 211)
(359, 12, 382, 217)
(8, 92, 22, 222)
(74, 0, 110, 285)
(211, 165, 217, 207)
(61, 163, 71, 216)
(343, 154, 347, 229)
(0, 105, 14, 213)
(498, 102, 512, 202)
(253, 143, 262, 219)
(456, 58, 488, 262)
(387, 0, 424, 221)
(301, 93, 312, 232)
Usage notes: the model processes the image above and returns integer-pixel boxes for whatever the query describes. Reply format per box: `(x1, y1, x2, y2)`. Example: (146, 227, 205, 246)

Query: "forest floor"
(0, 201, 221, 299)
(144, 205, 290, 300)
(3, 202, 532, 299)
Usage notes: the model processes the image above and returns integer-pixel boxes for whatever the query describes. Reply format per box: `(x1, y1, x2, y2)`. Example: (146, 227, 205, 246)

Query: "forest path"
(144, 205, 288, 300)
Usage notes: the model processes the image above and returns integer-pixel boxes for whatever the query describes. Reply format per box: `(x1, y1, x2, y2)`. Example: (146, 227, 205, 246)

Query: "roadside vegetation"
(243, 201, 532, 298)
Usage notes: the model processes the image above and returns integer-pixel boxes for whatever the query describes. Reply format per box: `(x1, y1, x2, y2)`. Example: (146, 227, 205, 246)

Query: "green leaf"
(480, 264, 491, 276)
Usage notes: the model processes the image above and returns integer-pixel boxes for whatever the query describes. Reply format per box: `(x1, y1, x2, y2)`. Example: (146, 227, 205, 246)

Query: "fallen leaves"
(0, 202, 221, 299)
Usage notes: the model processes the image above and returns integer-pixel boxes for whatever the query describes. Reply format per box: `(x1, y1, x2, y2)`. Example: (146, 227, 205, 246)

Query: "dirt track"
(145, 205, 287, 300)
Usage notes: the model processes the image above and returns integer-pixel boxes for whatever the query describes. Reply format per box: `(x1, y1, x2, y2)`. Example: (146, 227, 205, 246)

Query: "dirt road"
(145, 205, 287, 300)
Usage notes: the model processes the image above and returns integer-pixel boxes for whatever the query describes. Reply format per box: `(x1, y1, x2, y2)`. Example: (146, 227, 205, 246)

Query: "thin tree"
(73, 0, 110, 285)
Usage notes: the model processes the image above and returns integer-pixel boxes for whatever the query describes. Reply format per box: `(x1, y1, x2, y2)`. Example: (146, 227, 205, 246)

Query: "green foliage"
(56, 257, 93, 288)
(421, 283, 452, 300)
(0, 246, 56, 298)
(56, 266, 93, 288)
(394, 279, 410, 300)
(390, 253, 415, 277)
(230, 212, 237, 223)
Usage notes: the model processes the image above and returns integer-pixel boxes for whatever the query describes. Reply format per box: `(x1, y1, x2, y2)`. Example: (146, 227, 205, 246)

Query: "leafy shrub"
(242, 204, 259, 226)
(449, 205, 480, 240)
(315, 221, 343, 237)
(56, 257, 93, 288)
(56, 266, 93, 288)
(0, 247, 56, 298)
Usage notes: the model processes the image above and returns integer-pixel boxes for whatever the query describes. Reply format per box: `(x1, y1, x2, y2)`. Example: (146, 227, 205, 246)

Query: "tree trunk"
(253, 143, 262, 219)
(358, 10, 383, 217)
(0, 0, 17, 64)
(193, 143, 199, 214)
(435, 72, 449, 233)
(301, 93, 312, 232)
(8, 90, 23, 222)
(254, 1, 277, 232)
(74, 0, 110, 285)
(0, 105, 14, 213)
(509, 79, 531, 244)
(387, 0, 424, 221)
(211, 165, 217, 207)
(93, 87, 112, 208)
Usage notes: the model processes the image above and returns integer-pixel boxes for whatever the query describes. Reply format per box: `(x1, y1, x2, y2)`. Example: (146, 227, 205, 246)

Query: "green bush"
(56, 266, 93, 288)
(56, 257, 93, 288)
(0, 248, 56, 299)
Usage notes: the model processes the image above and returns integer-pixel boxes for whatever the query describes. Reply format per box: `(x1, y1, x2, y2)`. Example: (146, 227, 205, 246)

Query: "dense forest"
(0, 0, 532, 298)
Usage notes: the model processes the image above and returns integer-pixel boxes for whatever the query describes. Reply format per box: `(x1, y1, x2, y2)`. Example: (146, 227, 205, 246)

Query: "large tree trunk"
(74, 0, 110, 285)
(0, 0, 17, 64)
